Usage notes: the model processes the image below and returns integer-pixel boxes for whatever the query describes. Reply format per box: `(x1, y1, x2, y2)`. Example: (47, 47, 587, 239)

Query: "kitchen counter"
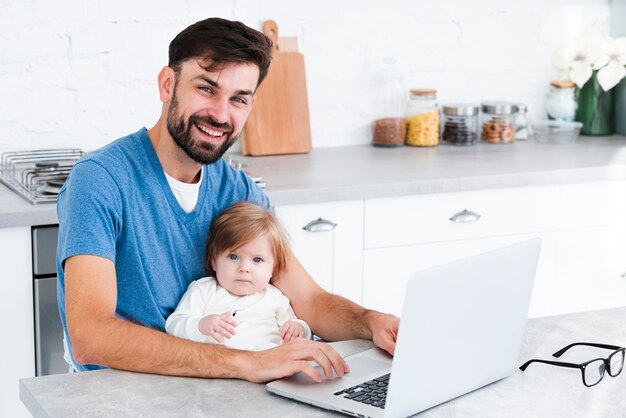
(0, 184, 59, 228)
(2, 135, 626, 228)
(20, 306, 626, 418)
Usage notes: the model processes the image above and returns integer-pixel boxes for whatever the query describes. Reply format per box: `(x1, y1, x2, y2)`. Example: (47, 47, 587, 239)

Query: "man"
(57, 17, 399, 383)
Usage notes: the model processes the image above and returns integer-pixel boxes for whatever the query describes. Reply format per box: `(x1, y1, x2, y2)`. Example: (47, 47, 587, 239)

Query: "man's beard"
(166, 91, 240, 165)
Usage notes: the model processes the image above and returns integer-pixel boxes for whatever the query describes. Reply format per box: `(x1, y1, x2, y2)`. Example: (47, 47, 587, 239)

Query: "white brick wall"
(0, 0, 611, 152)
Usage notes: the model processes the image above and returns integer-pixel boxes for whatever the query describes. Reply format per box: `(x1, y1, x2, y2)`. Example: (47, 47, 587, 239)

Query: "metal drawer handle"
(302, 218, 337, 232)
(449, 209, 481, 223)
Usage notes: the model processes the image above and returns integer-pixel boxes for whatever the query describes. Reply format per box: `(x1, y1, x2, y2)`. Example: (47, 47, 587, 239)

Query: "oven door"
(32, 225, 67, 376)
(34, 276, 67, 375)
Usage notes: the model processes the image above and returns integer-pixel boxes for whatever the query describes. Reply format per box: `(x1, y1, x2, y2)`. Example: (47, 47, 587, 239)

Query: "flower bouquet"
(554, 37, 626, 135)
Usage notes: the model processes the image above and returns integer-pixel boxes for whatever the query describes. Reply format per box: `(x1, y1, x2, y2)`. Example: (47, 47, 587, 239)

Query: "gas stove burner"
(35, 161, 61, 171)
(0, 149, 84, 204)
(35, 175, 69, 195)
(46, 176, 68, 188)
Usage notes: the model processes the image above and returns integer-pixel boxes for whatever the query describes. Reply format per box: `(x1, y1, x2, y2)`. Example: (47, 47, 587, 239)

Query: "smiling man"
(57, 17, 399, 383)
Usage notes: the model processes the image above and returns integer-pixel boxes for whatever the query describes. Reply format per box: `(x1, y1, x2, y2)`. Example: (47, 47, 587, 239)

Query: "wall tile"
(0, 0, 612, 152)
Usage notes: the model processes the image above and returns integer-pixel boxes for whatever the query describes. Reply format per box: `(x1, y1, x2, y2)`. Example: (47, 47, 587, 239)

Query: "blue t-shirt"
(56, 128, 270, 371)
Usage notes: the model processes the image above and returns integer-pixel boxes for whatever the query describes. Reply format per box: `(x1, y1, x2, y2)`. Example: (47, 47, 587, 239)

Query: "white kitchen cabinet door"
(553, 223, 626, 314)
(275, 200, 364, 304)
(557, 180, 626, 230)
(0, 226, 34, 418)
(362, 233, 558, 318)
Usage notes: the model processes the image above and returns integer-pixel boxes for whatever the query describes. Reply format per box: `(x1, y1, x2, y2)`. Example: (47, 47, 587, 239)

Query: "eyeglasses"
(519, 342, 625, 387)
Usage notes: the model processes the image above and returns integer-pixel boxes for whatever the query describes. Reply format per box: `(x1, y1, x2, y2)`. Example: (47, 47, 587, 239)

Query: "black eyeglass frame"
(519, 342, 625, 387)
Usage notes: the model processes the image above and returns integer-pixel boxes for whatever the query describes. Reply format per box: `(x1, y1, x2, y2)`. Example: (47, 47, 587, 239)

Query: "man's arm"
(65, 254, 348, 382)
(273, 250, 400, 355)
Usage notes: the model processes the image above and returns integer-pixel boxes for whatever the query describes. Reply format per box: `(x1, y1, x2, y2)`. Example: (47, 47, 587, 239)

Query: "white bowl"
(531, 120, 583, 144)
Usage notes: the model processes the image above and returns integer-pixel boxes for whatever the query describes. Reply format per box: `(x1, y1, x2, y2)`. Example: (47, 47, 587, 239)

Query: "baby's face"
(213, 233, 275, 296)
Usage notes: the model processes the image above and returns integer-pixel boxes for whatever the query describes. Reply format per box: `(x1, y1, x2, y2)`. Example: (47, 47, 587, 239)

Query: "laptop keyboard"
(333, 373, 390, 409)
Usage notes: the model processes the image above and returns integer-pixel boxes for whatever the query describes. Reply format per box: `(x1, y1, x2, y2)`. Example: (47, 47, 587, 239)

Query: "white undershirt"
(164, 168, 203, 213)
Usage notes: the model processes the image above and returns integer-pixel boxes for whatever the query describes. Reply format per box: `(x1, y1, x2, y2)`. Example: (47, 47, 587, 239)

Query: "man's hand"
(198, 312, 237, 342)
(368, 312, 400, 356)
(280, 321, 305, 342)
(243, 339, 350, 383)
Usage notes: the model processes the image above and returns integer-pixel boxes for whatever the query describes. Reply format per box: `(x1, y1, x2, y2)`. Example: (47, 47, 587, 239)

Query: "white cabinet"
(275, 200, 364, 304)
(0, 226, 34, 418)
(275, 180, 626, 319)
(363, 233, 559, 318)
(551, 180, 626, 313)
(362, 180, 626, 318)
(553, 223, 626, 314)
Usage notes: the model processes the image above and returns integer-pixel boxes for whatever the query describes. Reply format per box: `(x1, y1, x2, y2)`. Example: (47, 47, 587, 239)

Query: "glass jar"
(514, 103, 529, 141)
(371, 118, 407, 147)
(406, 89, 439, 147)
(371, 58, 406, 147)
(441, 104, 479, 146)
(546, 81, 577, 121)
(480, 101, 516, 144)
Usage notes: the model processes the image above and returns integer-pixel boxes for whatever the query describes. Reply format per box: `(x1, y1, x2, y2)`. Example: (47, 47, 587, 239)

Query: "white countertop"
(2, 135, 626, 228)
(20, 307, 626, 417)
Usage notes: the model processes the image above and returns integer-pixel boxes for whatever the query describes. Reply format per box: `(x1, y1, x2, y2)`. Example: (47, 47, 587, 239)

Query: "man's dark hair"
(168, 17, 273, 88)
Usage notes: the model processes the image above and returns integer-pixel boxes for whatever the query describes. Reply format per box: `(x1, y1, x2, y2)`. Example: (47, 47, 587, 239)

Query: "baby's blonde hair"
(204, 202, 288, 278)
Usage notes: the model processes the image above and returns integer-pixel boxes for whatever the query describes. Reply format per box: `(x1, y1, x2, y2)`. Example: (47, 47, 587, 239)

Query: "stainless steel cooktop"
(0, 149, 85, 205)
(0, 150, 264, 205)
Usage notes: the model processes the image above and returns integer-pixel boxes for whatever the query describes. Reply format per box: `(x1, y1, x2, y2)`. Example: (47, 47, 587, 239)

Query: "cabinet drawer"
(364, 186, 558, 248)
(364, 180, 626, 249)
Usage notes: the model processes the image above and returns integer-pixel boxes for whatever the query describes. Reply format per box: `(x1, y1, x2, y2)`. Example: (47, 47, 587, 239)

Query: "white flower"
(593, 37, 626, 91)
(553, 36, 626, 91)
(553, 39, 597, 87)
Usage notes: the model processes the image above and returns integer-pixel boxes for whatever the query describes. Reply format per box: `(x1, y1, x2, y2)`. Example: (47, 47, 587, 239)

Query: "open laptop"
(267, 238, 541, 418)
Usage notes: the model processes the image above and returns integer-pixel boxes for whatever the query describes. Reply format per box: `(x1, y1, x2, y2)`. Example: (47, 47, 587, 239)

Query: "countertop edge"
(0, 210, 58, 229)
(266, 166, 626, 206)
(19, 379, 49, 418)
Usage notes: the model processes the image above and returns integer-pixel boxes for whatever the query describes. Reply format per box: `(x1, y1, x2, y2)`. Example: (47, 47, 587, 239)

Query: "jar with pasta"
(406, 89, 439, 147)
(480, 101, 516, 144)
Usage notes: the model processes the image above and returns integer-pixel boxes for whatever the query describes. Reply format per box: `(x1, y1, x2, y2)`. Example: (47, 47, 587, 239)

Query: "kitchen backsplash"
(0, 0, 611, 152)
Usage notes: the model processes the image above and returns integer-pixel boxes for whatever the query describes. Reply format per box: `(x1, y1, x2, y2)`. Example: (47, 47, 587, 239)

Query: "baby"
(165, 202, 311, 351)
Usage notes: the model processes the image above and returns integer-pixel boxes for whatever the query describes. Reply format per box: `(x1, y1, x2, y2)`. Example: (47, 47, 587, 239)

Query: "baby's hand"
(198, 312, 237, 342)
(280, 321, 305, 342)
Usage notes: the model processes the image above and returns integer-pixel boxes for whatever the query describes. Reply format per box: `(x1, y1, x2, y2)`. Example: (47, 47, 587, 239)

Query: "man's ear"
(157, 66, 176, 104)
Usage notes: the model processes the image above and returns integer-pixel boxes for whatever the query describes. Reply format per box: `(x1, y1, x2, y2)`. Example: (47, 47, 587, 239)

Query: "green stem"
(575, 71, 615, 136)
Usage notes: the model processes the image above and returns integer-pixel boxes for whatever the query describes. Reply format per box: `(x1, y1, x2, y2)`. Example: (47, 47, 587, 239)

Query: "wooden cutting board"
(242, 20, 312, 156)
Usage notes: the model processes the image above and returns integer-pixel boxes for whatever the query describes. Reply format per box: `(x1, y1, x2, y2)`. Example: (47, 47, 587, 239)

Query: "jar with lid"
(480, 101, 516, 143)
(514, 103, 529, 140)
(546, 81, 577, 121)
(371, 58, 406, 147)
(442, 104, 479, 145)
(406, 89, 439, 146)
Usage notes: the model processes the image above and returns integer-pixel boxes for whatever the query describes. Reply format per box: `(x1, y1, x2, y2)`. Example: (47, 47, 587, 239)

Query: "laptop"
(267, 238, 541, 418)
